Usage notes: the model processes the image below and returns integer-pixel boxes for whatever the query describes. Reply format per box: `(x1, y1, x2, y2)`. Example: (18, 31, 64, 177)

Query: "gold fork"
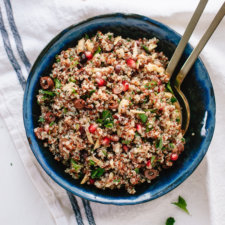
(166, 0, 225, 134)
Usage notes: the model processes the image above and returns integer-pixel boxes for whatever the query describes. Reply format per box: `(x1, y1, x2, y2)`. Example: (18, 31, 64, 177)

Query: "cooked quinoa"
(34, 31, 185, 194)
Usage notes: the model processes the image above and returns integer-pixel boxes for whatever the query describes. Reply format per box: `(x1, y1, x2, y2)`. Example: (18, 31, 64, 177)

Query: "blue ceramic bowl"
(23, 13, 215, 205)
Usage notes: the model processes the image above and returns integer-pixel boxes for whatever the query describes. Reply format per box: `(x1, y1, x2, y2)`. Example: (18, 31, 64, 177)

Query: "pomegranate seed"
(126, 58, 136, 69)
(123, 145, 129, 152)
(89, 179, 95, 185)
(85, 51, 93, 60)
(102, 137, 110, 146)
(136, 124, 142, 133)
(122, 81, 129, 91)
(96, 78, 106, 87)
(88, 124, 97, 133)
(146, 160, 151, 167)
(171, 153, 178, 161)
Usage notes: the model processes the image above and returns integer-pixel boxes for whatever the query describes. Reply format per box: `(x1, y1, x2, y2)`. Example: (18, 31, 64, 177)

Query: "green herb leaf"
(181, 137, 185, 143)
(139, 113, 148, 123)
(166, 82, 174, 93)
(70, 60, 79, 68)
(56, 58, 60, 63)
(142, 45, 150, 54)
(38, 116, 45, 123)
(171, 96, 177, 103)
(134, 168, 139, 174)
(166, 217, 175, 225)
(97, 110, 114, 128)
(49, 121, 55, 127)
(157, 137, 163, 149)
(54, 78, 61, 89)
(176, 118, 180, 123)
(39, 90, 55, 96)
(122, 140, 130, 145)
(63, 108, 68, 114)
(89, 160, 95, 166)
(104, 122, 114, 128)
(169, 143, 175, 150)
(108, 34, 112, 40)
(151, 156, 156, 166)
(89, 90, 96, 96)
(69, 77, 76, 83)
(71, 159, 82, 172)
(144, 81, 157, 89)
(113, 178, 121, 183)
(172, 196, 190, 214)
(84, 33, 89, 39)
(94, 46, 101, 55)
(91, 168, 105, 179)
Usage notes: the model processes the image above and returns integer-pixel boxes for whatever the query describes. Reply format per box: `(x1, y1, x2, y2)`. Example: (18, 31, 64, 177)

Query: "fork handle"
(166, 0, 208, 76)
(176, 2, 225, 87)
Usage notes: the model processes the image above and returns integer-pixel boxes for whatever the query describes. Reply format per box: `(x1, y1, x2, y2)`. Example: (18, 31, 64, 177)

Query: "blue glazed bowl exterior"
(23, 13, 215, 205)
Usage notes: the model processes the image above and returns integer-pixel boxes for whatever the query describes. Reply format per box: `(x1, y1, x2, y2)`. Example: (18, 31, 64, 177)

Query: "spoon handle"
(166, 0, 208, 76)
(176, 2, 225, 86)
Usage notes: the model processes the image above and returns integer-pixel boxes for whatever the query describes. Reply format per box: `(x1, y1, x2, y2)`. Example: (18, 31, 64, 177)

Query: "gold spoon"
(166, 1, 225, 134)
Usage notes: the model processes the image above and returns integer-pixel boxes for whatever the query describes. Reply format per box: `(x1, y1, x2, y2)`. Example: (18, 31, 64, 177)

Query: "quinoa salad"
(34, 31, 185, 194)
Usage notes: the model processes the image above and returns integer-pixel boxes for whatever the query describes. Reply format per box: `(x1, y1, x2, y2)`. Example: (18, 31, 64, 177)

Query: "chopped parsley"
(38, 116, 45, 123)
(134, 168, 139, 174)
(54, 78, 61, 89)
(139, 113, 148, 123)
(171, 96, 177, 103)
(151, 156, 156, 166)
(113, 179, 121, 183)
(69, 77, 76, 83)
(94, 46, 101, 55)
(122, 140, 130, 145)
(166, 81, 174, 93)
(71, 159, 82, 172)
(39, 90, 55, 97)
(84, 33, 89, 40)
(49, 121, 55, 127)
(108, 34, 112, 40)
(156, 137, 163, 149)
(96, 110, 114, 128)
(166, 217, 175, 225)
(144, 81, 157, 89)
(142, 45, 150, 54)
(89, 160, 95, 166)
(172, 196, 190, 214)
(91, 168, 105, 179)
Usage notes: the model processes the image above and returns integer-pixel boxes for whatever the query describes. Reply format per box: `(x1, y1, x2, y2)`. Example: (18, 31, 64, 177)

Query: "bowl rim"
(23, 12, 216, 205)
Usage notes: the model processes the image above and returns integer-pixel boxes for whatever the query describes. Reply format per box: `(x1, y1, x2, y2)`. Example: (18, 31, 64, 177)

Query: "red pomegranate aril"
(85, 51, 93, 60)
(88, 124, 97, 133)
(102, 137, 110, 146)
(89, 179, 95, 185)
(171, 153, 178, 161)
(123, 145, 129, 152)
(136, 124, 142, 133)
(146, 160, 151, 167)
(96, 78, 106, 87)
(126, 58, 136, 69)
(122, 81, 129, 91)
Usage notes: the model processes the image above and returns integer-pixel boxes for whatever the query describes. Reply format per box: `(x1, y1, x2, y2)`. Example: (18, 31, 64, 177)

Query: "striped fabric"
(0, 1, 225, 225)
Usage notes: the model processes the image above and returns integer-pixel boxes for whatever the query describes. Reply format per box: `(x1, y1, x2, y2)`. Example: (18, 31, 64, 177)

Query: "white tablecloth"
(0, 0, 225, 224)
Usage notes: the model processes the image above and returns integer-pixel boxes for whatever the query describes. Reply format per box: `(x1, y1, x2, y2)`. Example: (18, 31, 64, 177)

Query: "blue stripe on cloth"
(2, 1, 97, 224)
(0, 7, 26, 90)
(82, 199, 96, 225)
(67, 191, 85, 225)
(3, 0, 31, 72)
